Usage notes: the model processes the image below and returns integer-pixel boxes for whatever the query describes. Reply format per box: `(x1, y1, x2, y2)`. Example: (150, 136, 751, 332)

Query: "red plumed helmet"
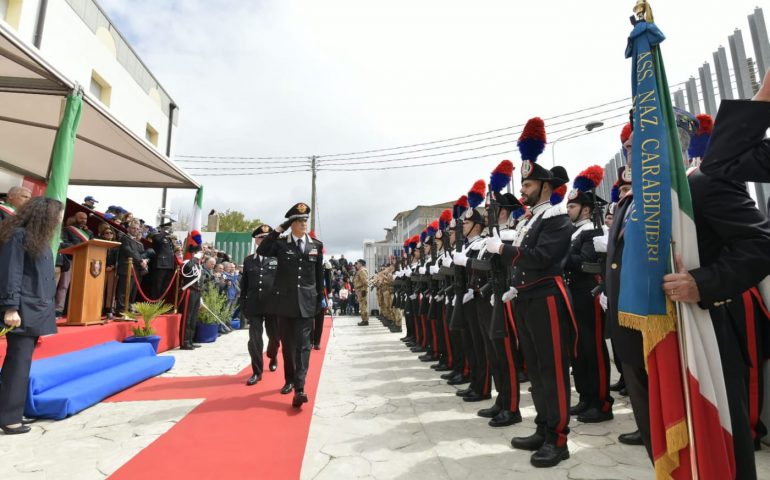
(519, 117, 546, 143)
(439, 208, 452, 224)
(696, 114, 713, 135)
(492, 159, 514, 176)
(620, 123, 632, 144)
(582, 165, 605, 188)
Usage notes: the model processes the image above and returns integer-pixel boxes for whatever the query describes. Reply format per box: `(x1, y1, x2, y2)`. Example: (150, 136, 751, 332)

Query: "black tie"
(297, 239, 303, 254)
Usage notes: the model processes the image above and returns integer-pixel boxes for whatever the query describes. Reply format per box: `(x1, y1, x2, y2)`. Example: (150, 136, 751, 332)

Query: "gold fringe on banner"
(618, 299, 676, 360)
(653, 420, 689, 480)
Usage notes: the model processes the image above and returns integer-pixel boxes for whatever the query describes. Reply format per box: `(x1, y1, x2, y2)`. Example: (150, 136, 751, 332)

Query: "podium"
(60, 239, 121, 326)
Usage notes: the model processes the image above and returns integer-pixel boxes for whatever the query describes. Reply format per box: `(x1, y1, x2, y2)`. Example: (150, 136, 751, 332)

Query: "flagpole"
(670, 240, 699, 479)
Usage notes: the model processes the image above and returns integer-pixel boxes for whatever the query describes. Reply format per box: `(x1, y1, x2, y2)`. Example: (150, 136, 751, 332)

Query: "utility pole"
(310, 155, 318, 232)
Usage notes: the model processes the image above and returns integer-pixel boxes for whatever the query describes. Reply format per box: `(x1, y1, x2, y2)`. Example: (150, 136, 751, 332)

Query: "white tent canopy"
(0, 23, 198, 189)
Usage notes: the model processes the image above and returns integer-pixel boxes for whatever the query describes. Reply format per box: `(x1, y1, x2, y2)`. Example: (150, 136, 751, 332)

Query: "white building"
(0, 0, 191, 216)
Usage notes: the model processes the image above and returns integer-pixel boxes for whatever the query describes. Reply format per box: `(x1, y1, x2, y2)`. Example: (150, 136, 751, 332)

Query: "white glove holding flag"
(502, 286, 518, 303)
(454, 251, 468, 267)
(435, 295, 444, 302)
(453, 296, 459, 307)
(485, 230, 503, 255)
(593, 234, 608, 253)
(445, 295, 451, 305)
(462, 288, 475, 304)
(599, 293, 608, 311)
(430, 265, 439, 275)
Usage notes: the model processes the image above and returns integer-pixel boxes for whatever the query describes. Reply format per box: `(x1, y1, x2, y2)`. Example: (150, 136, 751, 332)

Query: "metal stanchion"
(122, 258, 133, 319)
(173, 265, 180, 314)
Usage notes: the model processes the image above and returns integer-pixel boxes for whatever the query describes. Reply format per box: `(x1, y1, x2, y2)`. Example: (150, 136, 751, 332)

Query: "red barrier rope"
(130, 268, 179, 303)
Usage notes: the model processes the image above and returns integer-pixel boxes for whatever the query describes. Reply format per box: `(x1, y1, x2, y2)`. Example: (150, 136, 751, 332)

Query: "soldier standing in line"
(179, 232, 203, 350)
(242, 224, 280, 386)
(353, 260, 369, 326)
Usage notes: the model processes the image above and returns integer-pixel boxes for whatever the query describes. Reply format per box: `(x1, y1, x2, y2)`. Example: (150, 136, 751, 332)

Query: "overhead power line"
(193, 168, 311, 177)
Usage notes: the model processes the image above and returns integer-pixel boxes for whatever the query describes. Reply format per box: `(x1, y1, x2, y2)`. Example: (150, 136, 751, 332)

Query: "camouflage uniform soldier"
(354, 259, 369, 326)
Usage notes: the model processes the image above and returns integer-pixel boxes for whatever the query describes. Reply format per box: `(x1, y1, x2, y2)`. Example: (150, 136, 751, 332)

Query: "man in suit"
(0, 186, 31, 221)
(257, 202, 324, 408)
(115, 221, 148, 315)
(150, 223, 177, 299)
(242, 224, 280, 386)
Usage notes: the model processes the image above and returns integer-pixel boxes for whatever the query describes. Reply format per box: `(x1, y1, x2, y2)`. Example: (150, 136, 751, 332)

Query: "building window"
(89, 71, 111, 106)
(2, 0, 22, 30)
(145, 123, 159, 146)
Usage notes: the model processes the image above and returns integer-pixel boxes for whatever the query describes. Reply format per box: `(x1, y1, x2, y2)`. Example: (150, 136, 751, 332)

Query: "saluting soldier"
(353, 260, 369, 326)
(242, 224, 281, 386)
(564, 166, 614, 424)
(484, 118, 575, 468)
(257, 202, 324, 409)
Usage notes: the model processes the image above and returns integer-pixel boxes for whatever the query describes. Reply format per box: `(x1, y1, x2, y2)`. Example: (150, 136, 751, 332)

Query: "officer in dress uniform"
(179, 232, 203, 350)
(150, 223, 177, 299)
(484, 117, 575, 468)
(257, 202, 324, 409)
(242, 224, 280, 386)
(564, 166, 614, 424)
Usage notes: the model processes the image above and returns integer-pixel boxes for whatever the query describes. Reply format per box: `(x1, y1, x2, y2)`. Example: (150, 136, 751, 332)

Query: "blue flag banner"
(618, 21, 673, 331)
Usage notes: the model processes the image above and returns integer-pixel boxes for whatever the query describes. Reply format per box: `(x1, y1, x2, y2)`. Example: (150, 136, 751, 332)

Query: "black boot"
(477, 404, 502, 418)
(577, 407, 614, 423)
(569, 400, 589, 416)
(618, 430, 643, 445)
(456, 387, 474, 397)
(462, 392, 491, 402)
(447, 374, 470, 386)
(609, 376, 625, 392)
(489, 410, 522, 427)
(530, 443, 569, 468)
(511, 432, 545, 451)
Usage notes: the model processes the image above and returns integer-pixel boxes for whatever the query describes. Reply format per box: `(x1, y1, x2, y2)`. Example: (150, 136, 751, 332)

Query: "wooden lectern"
(60, 239, 121, 326)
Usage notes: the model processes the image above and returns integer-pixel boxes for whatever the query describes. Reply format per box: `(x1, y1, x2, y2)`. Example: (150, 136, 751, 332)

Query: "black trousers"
(312, 311, 325, 347)
(116, 273, 137, 313)
(152, 268, 174, 299)
(0, 334, 37, 425)
(569, 287, 613, 412)
(445, 300, 464, 372)
(514, 294, 571, 447)
(404, 296, 415, 339)
(180, 288, 201, 345)
(492, 302, 521, 412)
(621, 362, 652, 460)
(278, 316, 313, 391)
(465, 296, 491, 396)
(247, 314, 279, 376)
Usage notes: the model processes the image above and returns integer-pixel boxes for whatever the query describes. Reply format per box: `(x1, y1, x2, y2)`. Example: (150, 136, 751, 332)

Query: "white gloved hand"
(502, 286, 518, 303)
(409, 293, 417, 300)
(435, 295, 444, 302)
(593, 234, 608, 253)
(485, 231, 503, 255)
(453, 296, 459, 307)
(454, 251, 468, 267)
(444, 252, 453, 267)
(449, 219, 456, 229)
(462, 288, 474, 304)
(430, 265, 439, 275)
(599, 293, 608, 311)
(445, 295, 451, 305)
(490, 294, 495, 307)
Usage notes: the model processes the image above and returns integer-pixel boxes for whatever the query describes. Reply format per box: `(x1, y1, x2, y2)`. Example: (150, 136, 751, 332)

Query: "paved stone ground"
(0, 329, 250, 480)
(302, 315, 770, 480)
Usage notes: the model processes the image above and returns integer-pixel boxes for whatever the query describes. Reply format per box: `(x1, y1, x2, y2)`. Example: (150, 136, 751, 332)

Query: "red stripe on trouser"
(547, 295, 568, 447)
(430, 316, 438, 356)
(421, 314, 428, 347)
(482, 360, 491, 395)
(554, 277, 579, 357)
(593, 295, 610, 411)
(179, 290, 190, 344)
(743, 290, 760, 440)
(442, 305, 453, 367)
(463, 359, 470, 377)
(504, 301, 520, 348)
(503, 303, 519, 411)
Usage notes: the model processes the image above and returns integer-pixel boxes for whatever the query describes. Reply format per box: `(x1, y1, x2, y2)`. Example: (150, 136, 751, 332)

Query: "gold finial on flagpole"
(633, 0, 654, 23)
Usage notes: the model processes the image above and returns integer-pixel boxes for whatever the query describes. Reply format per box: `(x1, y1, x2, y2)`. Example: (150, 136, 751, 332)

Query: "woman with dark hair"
(0, 196, 63, 434)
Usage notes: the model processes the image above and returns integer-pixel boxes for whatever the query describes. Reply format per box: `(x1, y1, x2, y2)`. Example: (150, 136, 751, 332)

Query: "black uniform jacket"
(151, 233, 176, 270)
(0, 228, 57, 336)
(117, 235, 147, 275)
(257, 231, 324, 319)
(240, 253, 278, 317)
(564, 220, 603, 290)
(500, 203, 572, 299)
(607, 172, 770, 368)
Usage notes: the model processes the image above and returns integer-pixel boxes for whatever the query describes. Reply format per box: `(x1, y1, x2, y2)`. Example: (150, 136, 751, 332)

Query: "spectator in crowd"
(0, 197, 63, 435)
(149, 223, 177, 299)
(83, 196, 98, 210)
(115, 221, 148, 315)
(0, 186, 32, 221)
(339, 254, 348, 270)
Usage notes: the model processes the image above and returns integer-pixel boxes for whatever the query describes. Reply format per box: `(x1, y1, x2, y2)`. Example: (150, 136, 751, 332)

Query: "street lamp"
(551, 120, 605, 167)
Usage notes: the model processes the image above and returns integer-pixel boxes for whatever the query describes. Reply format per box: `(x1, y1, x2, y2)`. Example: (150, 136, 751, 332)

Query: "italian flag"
(660, 53, 735, 479)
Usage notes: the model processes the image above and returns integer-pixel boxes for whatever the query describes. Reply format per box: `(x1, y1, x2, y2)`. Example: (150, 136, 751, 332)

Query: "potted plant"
(196, 285, 235, 343)
(122, 300, 173, 352)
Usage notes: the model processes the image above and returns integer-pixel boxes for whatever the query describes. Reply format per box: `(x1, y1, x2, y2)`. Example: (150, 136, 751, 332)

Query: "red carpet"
(106, 319, 332, 480)
(0, 314, 182, 364)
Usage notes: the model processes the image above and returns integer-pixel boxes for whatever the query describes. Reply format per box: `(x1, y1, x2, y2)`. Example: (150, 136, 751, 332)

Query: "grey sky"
(71, 0, 765, 259)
